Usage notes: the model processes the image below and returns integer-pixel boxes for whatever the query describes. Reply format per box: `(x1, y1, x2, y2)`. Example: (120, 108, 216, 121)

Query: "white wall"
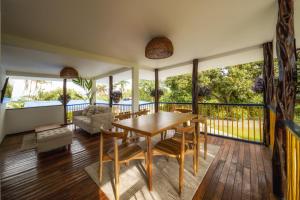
(4, 106, 64, 135)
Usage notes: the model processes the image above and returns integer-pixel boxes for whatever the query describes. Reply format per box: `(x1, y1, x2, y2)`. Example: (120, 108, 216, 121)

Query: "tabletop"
(112, 111, 196, 137)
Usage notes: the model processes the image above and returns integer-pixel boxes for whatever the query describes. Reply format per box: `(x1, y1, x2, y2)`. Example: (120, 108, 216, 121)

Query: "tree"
(114, 80, 129, 94)
(139, 80, 155, 102)
(72, 77, 95, 104)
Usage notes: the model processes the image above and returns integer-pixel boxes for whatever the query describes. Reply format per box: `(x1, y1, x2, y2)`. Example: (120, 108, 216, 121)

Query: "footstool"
(36, 127, 73, 153)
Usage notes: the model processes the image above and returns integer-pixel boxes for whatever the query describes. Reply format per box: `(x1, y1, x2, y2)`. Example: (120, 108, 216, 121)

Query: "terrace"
(0, 0, 300, 200)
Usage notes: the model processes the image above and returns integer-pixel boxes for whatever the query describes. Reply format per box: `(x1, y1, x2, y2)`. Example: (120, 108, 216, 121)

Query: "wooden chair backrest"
(174, 108, 192, 113)
(191, 115, 207, 124)
(115, 112, 132, 120)
(176, 124, 195, 134)
(134, 109, 149, 117)
(100, 128, 126, 139)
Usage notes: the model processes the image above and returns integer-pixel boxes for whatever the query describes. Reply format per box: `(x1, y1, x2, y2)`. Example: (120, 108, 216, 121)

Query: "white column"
(131, 66, 139, 112)
(91, 79, 97, 105)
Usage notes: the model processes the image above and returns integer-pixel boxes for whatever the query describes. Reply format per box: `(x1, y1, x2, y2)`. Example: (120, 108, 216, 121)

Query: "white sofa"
(72, 105, 113, 134)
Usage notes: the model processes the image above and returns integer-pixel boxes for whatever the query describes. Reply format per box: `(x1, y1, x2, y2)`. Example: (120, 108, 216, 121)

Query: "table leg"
(146, 136, 153, 191)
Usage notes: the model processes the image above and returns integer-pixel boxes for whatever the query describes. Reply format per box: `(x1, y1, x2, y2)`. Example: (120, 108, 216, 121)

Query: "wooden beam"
(263, 42, 275, 146)
(63, 79, 67, 125)
(192, 59, 199, 114)
(154, 69, 159, 113)
(273, 0, 296, 198)
(109, 76, 113, 108)
(93, 68, 131, 80)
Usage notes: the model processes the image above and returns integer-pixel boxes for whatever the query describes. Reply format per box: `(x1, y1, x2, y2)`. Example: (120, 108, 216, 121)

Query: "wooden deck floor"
(0, 128, 274, 200)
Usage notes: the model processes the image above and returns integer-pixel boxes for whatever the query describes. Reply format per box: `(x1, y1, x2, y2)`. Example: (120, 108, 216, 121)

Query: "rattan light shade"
(145, 37, 173, 59)
(60, 67, 79, 78)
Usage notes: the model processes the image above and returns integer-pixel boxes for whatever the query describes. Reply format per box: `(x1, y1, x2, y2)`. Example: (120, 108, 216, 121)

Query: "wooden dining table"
(112, 111, 196, 191)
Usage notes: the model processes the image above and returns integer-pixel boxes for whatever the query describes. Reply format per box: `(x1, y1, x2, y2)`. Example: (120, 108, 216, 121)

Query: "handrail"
(159, 102, 264, 107)
(284, 120, 300, 200)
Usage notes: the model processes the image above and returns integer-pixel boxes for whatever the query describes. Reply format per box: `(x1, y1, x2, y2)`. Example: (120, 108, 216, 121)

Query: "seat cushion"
(37, 127, 72, 142)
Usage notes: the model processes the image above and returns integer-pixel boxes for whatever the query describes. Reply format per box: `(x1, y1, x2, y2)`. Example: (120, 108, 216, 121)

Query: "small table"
(112, 111, 196, 191)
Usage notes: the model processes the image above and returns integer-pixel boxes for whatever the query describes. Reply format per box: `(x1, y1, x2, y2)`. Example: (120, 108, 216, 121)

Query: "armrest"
(73, 110, 83, 117)
(91, 112, 114, 129)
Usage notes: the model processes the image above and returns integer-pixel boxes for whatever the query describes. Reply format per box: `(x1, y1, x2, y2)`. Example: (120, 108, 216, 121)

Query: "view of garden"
(5, 58, 300, 143)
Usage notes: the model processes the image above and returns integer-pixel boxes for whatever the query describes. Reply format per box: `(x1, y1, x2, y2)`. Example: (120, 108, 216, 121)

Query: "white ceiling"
(1, 45, 127, 78)
(1, 0, 279, 74)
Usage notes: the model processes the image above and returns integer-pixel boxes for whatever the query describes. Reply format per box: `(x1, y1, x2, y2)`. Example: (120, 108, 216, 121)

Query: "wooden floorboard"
(0, 128, 274, 200)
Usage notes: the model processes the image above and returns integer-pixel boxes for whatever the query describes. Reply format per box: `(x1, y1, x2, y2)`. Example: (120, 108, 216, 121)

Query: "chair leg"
(179, 133, 185, 195)
(99, 134, 104, 183)
(114, 161, 120, 200)
(114, 138, 120, 200)
(193, 146, 197, 176)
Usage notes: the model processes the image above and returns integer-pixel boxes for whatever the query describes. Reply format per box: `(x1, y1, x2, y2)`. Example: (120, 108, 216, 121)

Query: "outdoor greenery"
(72, 77, 94, 104)
(138, 61, 265, 104)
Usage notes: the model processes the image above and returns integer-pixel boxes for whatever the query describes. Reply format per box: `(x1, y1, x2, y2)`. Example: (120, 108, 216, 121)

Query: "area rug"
(85, 136, 219, 200)
(21, 133, 37, 150)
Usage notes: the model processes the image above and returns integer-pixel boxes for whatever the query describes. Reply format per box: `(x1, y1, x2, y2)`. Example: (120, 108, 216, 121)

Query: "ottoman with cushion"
(37, 127, 73, 153)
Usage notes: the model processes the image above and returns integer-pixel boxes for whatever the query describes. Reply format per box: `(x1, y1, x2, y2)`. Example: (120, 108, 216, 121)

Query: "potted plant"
(111, 90, 123, 103)
(150, 88, 164, 98)
(58, 94, 71, 105)
(197, 85, 211, 102)
(252, 77, 264, 93)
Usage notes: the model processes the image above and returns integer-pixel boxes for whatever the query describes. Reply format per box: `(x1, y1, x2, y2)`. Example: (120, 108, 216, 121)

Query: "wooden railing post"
(263, 42, 275, 146)
(155, 69, 159, 113)
(273, 0, 297, 197)
(63, 78, 67, 125)
(109, 76, 113, 108)
(192, 59, 199, 115)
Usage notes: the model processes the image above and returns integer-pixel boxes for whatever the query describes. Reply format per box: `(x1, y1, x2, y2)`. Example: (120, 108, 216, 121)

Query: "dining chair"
(134, 109, 149, 117)
(153, 124, 195, 194)
(192, 115, 208, 159)
(99, 128, 145, 200)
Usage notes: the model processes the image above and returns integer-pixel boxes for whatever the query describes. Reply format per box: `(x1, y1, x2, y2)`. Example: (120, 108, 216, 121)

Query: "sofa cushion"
(73, 115, 92, 124)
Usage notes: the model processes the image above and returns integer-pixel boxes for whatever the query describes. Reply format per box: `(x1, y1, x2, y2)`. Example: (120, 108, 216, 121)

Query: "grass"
(204, 119, 263, 142)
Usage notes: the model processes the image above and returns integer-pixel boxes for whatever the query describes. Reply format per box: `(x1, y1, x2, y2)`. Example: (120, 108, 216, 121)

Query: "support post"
(273, 0, 296, 197)
(91, 79, 97, 105)
(132, 66, 139, 112)
(263, 42, 275, 146)
(154, 69, 159, 113)
(63, 78, 67, 125)
(192, 59, 199, 114)
(109, 76, 113, 108)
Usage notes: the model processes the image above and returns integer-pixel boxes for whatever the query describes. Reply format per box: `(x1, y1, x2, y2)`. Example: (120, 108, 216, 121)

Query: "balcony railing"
(159, 102, 264, 143)
(68, 101, 264, 143)
(285, 121, 300, 200)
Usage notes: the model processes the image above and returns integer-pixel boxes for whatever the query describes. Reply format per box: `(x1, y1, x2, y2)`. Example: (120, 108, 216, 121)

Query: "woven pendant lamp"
(145, 36, 173, 59)
(60, 67, 79, 78)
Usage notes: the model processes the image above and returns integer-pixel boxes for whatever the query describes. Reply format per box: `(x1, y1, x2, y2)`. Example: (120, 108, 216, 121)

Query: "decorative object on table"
(252, 76, 264, 93)
(145, 36, 174, 59)
(111, 90, 123, 103)
(150, 88, 164, 98)
(58, 93, 71, 104)
(197, 84, 211, 102)
(60, 66, 79, 78)
(72, 77, 95, 105)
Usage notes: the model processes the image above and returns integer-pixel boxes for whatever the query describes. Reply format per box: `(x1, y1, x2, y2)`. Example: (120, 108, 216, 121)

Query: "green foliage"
(6, 101, 25, 109)
(72, 77, 95, 104)
(4, 83, 13, 98)
(33, 88, 85, 101)
(158, 61, 264, 104)
(96, 84, 108, 101)
(162, 74, 193, 103)
(139, 80, 155, 102)
(198, 61, 263, 103)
